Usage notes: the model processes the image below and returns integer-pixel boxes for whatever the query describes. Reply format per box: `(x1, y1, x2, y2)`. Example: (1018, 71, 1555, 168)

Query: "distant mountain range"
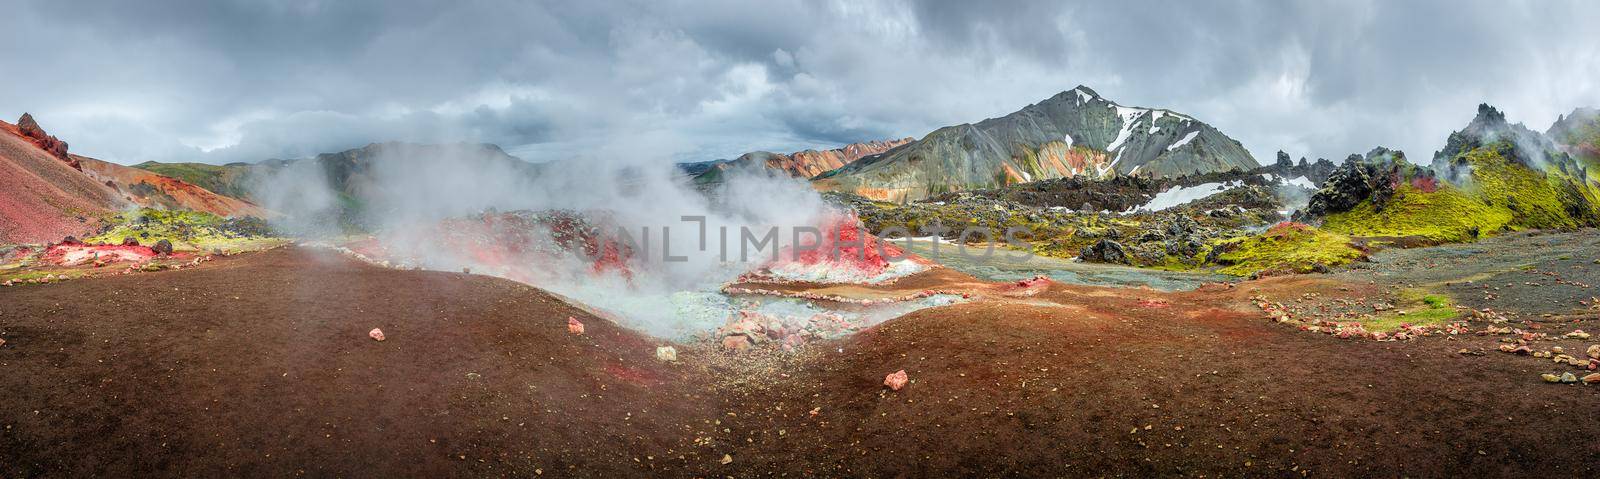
(17, 84, 1600, 250)
(811, 86, 1260, 202)
(680, 138, 913, 186)
(137, 142, 533, 200)
(126, 85, 1259, 210)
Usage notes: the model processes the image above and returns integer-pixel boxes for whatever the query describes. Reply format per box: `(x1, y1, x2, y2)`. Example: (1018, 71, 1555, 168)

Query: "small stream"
(893, 238, 1229, 291)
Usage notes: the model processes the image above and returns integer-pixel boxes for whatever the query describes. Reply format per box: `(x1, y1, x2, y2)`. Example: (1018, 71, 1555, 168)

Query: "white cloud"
(2, 0, 1597, 166)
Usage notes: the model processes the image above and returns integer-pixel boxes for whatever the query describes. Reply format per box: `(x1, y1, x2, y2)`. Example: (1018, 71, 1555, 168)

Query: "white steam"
(252, 141, 841, 336)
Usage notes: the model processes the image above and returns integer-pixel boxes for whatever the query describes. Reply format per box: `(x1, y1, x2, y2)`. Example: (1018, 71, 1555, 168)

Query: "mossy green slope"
(1321, 184, 1511, 243)
(132, 161, 256, 199)
(1461, 144, 1593, 229)
(1322, 144, 1600, 242)
(1212, 222, 1365, 276)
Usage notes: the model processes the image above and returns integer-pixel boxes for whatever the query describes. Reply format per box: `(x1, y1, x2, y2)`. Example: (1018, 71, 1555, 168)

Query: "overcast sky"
(5, 0, 1599, 166)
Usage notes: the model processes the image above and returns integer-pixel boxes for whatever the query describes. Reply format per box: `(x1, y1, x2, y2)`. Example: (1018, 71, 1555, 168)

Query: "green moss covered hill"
(132, 161, 258, 200)
(1548, 107, 1600, 181)
(1211, 222, 1365, 277)
(1307, 104, 1600, 243)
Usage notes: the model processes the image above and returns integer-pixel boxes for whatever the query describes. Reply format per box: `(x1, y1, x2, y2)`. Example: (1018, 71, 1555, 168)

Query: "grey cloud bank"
(3, 0, 1598, 166)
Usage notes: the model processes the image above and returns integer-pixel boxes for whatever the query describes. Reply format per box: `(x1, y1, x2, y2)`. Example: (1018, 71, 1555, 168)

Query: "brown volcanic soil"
(0, 247, 709, 477)
(3, 247, 1600, 477)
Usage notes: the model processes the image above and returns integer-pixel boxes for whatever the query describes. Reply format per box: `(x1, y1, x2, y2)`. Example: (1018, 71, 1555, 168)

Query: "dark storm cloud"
(3, 0, 1597, 165)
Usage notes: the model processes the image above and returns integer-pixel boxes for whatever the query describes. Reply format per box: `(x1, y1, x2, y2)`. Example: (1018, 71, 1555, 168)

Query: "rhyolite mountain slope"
(131, 142, 548, 231)
(77, 156, 272, 218)
(133, 160, 260, 199)
(1, 113, 271, 244)
(134, 142, 537, 203)
(0, 115, 120, 243)
(812, 86, 1259, 202)
(687, 138, 913, 185)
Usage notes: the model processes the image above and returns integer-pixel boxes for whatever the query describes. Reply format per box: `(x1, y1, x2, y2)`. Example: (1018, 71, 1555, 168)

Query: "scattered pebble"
(719, 454, 733, 465)
(1544, 372, 1581, 384)
(884, 369, 908, 391)
(368, 328, 385, 341)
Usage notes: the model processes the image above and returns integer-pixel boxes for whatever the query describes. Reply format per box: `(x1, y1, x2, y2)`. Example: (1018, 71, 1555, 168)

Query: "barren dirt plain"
(3, 232, 1600, 477)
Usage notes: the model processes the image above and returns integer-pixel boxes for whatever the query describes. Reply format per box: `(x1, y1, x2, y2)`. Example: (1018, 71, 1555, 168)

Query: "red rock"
(16, 113, 71, 164)
(368, 328, 385, 341)
(722, 334, 752, 351)
(884, 369, 908, 391)
(567, 317, 585, 335)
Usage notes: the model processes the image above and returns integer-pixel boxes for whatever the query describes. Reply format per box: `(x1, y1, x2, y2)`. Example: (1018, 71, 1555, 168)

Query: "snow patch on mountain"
(1166, 131, 1199, 152)
(1131, 180, 1243, 212)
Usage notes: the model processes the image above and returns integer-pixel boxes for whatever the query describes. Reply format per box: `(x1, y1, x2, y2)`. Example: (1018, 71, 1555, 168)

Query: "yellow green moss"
(1463, 147, 1582, 229)
(1321, 184, 1511, 243)
(1213, 223, 1364, 276)
(85, 209, 283, 253)
(1363, 289, 1459, 332)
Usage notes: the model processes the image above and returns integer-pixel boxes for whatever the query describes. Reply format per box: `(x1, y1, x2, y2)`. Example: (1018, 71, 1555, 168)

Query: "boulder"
(1080, 239, 1129, 264)
(152, 239, 174, 255)
(368, 328, 386, 341)
(121, 237, 140, 247)
(16, 112, 42, 136)
(1303, 160, 1373, 218)
(567, 317, 585, 335)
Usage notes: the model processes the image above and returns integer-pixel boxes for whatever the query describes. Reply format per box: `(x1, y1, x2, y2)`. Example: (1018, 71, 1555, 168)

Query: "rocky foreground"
(3, 234, 1599, 477)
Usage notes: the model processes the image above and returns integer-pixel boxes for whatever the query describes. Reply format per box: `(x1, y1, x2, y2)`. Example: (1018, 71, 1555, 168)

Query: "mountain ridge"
(686, 137, 914, 185)
(811, 85, 1259, 202)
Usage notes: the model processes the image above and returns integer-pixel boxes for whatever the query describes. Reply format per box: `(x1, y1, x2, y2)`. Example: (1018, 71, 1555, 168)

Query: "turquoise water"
(892, 239, 1228, 291)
